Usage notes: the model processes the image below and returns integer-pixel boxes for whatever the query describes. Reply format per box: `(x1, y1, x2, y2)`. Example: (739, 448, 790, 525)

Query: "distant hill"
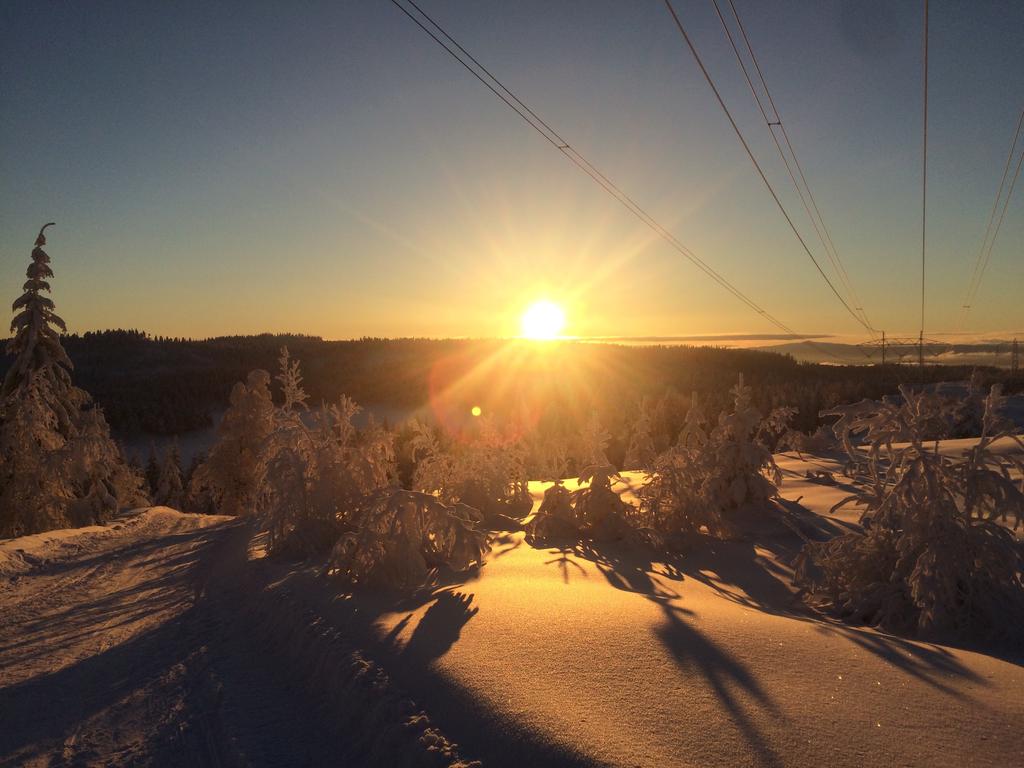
(756, 340, 1022, 367)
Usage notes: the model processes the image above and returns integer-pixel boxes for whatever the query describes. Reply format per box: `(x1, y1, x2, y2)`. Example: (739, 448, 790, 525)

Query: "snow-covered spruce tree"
(144, 443, 161, 497)
(638, 376, 782, 543)
(0, 372, 74, 534)
(155, 440, 185, 508)
(796, 385, 1024, 641)
(2, 225, 76, 406)
(0, 225, 146, 536)
(189, 369, 274, 516)
(677, 391, 706, 449)
(576, 410, 611, 469)
(623, 397, 656, 471)
(697, 374, 781, 527)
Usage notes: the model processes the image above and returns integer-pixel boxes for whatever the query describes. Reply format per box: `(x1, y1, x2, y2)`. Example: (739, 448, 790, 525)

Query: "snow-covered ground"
(1, 443, 1021, 767)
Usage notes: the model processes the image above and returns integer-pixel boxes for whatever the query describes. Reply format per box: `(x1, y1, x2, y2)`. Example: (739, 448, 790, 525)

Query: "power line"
(959, 105, 1024, 329)
(919, 0, 929, 367)
(388, 0, 854, 361)
(714, 0, 877, 337)
(660, 0, 874, 334)
(968, 147, 1024, 316)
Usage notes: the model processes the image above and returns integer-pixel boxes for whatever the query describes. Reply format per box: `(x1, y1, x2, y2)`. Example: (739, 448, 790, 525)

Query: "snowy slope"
(257, 444, 1024, 768)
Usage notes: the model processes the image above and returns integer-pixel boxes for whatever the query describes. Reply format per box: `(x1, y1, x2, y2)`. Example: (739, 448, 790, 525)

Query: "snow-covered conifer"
(155, 440, 185, 508)
(623, 397, 656, 470)
(144, 443, 161, 496)
(0, 225, 146, 535)
(576, 411, 611, 469)
(678, 391, 706, 449)
(2, 224, 76, 410)
(189, 369, 274, 516)
(0, 372, 73, 535)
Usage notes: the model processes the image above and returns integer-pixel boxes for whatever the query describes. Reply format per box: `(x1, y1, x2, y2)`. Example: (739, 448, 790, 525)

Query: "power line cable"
(919, 0, 929, 363)
(959, 105, 1024, 328)
(660, 0, 874, 334)
(389, 0, 855, 361)
(966, 145, 1023, 317)
(714, 0, 877, 336)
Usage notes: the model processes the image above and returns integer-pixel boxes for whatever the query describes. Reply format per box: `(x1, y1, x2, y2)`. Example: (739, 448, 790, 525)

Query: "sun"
(520, 300, 566, 340)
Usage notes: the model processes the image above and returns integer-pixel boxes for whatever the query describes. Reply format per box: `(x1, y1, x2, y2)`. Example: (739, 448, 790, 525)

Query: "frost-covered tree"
(678, 391, 707, 449)
(797, 385, 1024, 641)
(144, 443, 160, 497)
(576, 411, 611, 469)
(155, 440, 185, 508)
(0, 225, 147, 537)
(0, 372, 74, 535)
(326, 489, 488, 589)
(2, 224, 75, 407)
(408, 414, 530, 522)
(256, 348, 400, 555)
(623, 397, 656, 471)
(189, 369, 275, 516)
(700, 374, 781, 520)
(639, 375, 782, 543)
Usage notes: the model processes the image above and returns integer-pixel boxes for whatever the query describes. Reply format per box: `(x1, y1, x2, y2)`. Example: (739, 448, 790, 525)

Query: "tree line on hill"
(1, 329, 1018, 443)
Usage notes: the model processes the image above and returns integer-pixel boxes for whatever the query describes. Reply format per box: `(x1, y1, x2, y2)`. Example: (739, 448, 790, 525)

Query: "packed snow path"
(0, 509, 468, 767)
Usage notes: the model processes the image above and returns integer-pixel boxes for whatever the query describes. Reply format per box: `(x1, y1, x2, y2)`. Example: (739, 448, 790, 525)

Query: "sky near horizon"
(1, 1, 1022, 342)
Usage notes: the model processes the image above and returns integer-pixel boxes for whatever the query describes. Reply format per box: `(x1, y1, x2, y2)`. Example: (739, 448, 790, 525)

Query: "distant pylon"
(1012, 338, 1020, 375)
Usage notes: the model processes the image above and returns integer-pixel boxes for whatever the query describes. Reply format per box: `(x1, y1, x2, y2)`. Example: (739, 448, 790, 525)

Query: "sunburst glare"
(520, 300, 566, 340)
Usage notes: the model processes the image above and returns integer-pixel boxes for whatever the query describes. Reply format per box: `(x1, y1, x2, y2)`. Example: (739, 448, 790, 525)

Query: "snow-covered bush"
(636, 442, 717, 542)
(527, 464, 633, 544)
(325, 488, 488, 589)
(408, 416, 531, 522)
(259, 348, 399, 556)
(0, 225, 146, 537)
(196, 349, 486, 585)
(796, 385, 1024, 641)
(526, 480, 577, 542)
(572, 464, 633, 540)
(784, 424, 837, 458)
(189, 369, 275, 517)
(639, 377, 782, 543)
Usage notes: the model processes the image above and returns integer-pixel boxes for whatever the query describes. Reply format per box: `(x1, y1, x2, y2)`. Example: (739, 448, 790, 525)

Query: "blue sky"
(1, 1, 1021, 340)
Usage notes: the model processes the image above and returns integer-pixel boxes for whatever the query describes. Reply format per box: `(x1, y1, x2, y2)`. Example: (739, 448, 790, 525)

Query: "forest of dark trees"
(3, 330, 1018, 442)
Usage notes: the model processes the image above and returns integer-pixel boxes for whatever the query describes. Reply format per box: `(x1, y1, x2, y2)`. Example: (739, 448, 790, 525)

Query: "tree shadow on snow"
(531, 538, 786, 767)
(381, 588, 479, 666)
(652, 596, 786, 768)
(529, 516, 993, 709)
